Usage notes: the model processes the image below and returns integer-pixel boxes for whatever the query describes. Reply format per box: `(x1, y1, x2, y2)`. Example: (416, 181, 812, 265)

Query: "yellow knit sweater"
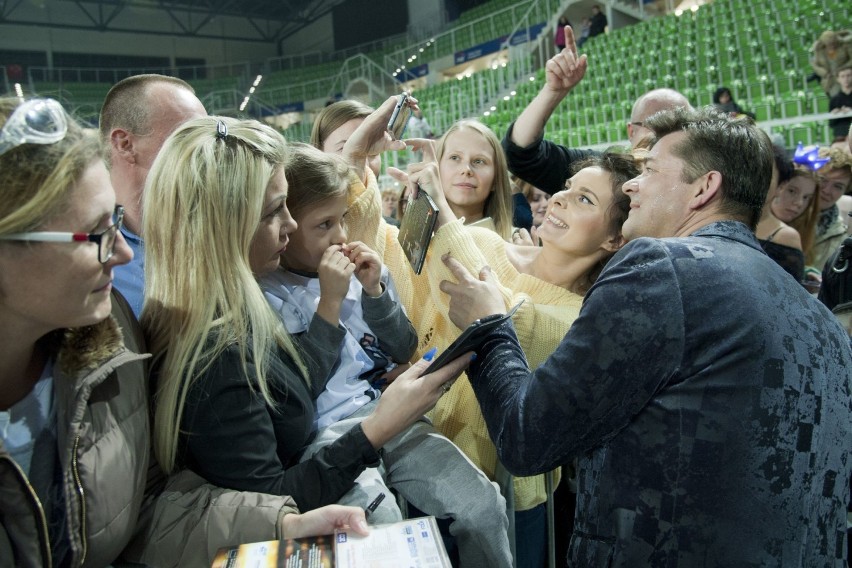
(348, 172, 583, 510)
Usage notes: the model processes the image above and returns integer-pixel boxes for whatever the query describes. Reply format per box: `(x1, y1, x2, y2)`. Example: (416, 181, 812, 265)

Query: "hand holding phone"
(424, 300, 524, 374)
(387, 93, 413, 141)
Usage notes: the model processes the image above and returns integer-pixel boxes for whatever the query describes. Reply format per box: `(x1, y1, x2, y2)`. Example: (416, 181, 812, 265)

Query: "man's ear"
(690, 170, 722, 210)
(110, 129, 136, 164)
(603, 233, 626, 253)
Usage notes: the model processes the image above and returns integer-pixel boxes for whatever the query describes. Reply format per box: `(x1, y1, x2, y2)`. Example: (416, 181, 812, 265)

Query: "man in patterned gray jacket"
(440, 106, 852, 566)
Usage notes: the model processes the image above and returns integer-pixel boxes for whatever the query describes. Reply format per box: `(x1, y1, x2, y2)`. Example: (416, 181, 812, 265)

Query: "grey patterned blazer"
(470, 220, 852, 567)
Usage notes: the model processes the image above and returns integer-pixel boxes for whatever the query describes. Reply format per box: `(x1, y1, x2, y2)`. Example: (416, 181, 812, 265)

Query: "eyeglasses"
(0, 205, 125, 264)
(0, 98, 68, 157)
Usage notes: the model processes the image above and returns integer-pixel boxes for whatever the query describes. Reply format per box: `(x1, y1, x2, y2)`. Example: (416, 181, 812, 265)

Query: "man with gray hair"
(99, 74, 207, 315)
(503, 25, 690, 194)
(443, 106, 852, 566)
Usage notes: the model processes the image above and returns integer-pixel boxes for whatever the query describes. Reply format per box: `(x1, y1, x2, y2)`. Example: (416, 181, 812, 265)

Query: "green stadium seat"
(751, 96, 777, 122)
(783, 123, 817, 147)
(604, 122, 624, 144)
(747, 75, 775, 99)
(811, 93, 830, 114)
(567, 129, 585, 148)
(779, 92, 807, 118)
(777, 69, 805, 95)
(696, 84, 716, 107)
(704, 66, 721, 88)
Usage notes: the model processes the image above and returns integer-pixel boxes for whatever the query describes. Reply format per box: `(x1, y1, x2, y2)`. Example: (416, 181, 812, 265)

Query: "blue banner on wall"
(453, 22, 546, 65)
(395, 63, 429, 83)
(278, 101, 305, 113)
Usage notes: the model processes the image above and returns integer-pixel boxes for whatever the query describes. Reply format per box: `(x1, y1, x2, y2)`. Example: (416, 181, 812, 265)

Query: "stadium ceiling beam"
(3, 0, 280, 42)
(0, 0, 27, 21)
(245, 16, 283, 43)
(3, 0, 349, 43)
(158, 3, 216, 37)
(272, 0, 345, 44)
(153, 0, 290, 41)
(1, 17, 274, 43)
(72, 0, 127, 30)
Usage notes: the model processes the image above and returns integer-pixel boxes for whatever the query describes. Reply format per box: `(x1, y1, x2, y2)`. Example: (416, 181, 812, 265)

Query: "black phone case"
(397, 191, 439, 274)
(424, 300, 524, 374)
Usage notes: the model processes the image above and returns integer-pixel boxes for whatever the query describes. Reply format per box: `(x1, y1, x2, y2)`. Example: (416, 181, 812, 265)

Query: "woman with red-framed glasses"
(0, 96, 141, 566)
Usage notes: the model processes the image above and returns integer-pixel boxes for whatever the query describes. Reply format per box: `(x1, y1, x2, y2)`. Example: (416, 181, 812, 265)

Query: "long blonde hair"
(141, 116, 306, 473)
(310, 100, 373, 150)
(436, 120, 514, 240)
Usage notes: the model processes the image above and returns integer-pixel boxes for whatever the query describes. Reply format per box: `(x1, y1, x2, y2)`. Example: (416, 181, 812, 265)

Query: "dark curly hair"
(571, 150, 639, 239)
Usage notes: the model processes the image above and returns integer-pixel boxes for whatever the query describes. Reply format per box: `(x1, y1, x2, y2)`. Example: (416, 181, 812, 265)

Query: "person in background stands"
(588, 5, 607, 40)
(712, 86, 755, 119)
(554, 16, 570, 51)
(828, 65, 852, 143)
(810, 30, 852, 97)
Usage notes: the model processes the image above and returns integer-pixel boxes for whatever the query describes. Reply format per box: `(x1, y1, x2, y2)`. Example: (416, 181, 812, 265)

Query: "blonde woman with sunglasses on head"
(0, 96, 141, 567)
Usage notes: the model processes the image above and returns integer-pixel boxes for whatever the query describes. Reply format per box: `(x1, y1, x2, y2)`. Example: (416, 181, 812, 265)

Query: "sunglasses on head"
(0, 98, 68, 157)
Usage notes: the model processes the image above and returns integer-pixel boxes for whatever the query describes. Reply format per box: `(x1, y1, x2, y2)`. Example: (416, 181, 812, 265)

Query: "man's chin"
(621, 219, 638, 241)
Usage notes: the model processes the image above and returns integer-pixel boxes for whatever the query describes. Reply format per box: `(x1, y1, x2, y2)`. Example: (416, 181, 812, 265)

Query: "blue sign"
(395, 63, 429, 82)
(277, 101, 305, 113)
(454, 22, 546, 65)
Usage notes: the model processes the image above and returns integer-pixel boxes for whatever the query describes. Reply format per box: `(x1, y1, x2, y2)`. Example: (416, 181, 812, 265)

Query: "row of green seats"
(464, 0, 830, 147)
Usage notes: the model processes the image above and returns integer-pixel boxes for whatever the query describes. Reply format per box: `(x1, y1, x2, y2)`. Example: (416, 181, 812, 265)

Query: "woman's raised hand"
(342, 94, 418, 180)
(388, 139, 458, 228)
(404, 137, 436, 159)
(360, 349, 472, 449)
(545, 26, 588, 97)
(404, 139, 440, 198)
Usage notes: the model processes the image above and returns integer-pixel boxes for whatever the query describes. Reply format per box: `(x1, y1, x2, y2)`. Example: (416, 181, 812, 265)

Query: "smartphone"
(387, 93, 412, 140)
(397, 190, 439, 274)
(424, 300, 524, 374)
